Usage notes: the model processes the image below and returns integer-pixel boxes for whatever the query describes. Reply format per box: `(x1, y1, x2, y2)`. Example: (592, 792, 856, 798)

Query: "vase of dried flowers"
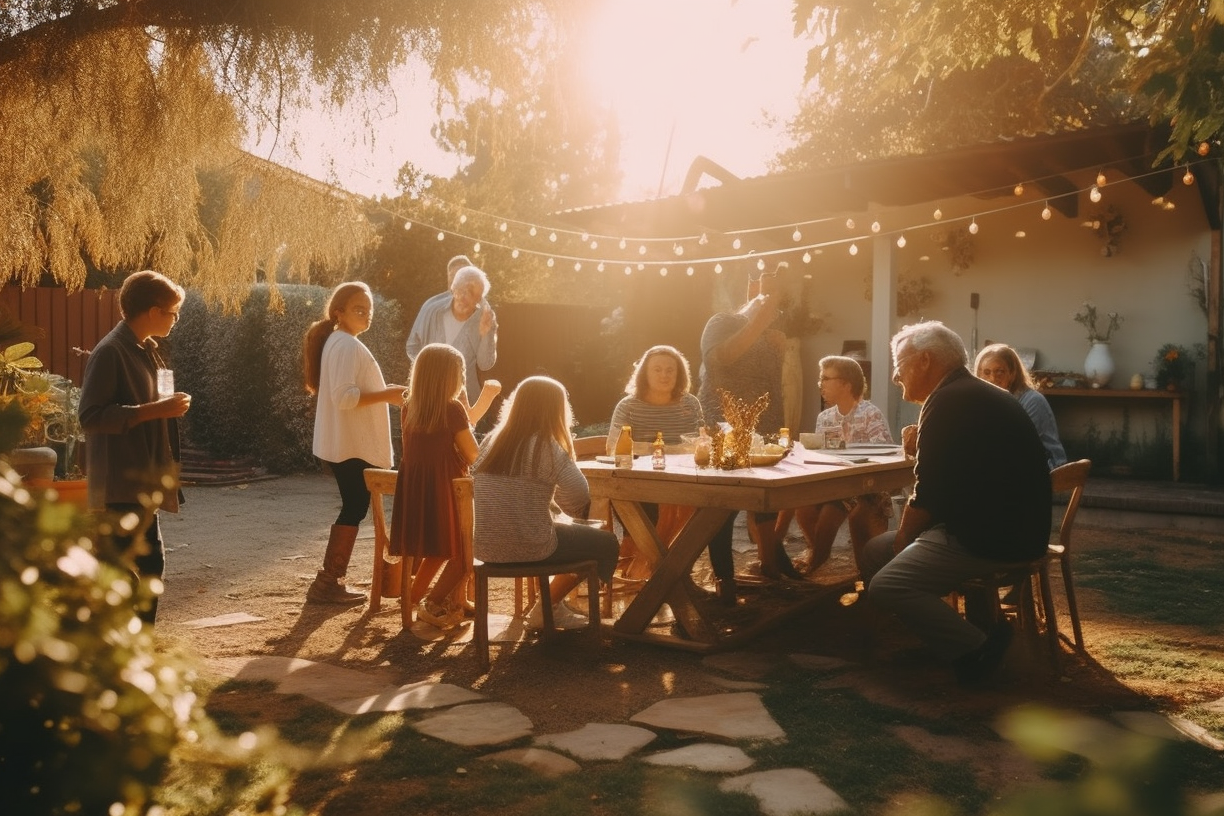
(1074, 302, 1122, 388)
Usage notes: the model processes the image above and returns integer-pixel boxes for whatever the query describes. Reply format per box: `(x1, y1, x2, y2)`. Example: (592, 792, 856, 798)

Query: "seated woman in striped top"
(604, 345, 705, 580)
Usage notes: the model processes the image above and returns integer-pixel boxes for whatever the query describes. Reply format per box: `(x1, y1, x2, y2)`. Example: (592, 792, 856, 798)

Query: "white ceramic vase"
(1084, 341, 1115, 388)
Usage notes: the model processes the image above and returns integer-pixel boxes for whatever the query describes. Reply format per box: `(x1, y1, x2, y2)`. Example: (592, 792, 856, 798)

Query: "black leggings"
(328, 457, 373, 526)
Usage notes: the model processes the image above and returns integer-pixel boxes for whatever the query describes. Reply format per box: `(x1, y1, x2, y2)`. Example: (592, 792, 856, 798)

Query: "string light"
(686, 267, 695, 276)
(383, 158, 1198, 278)
(1015, 230, 1026, 238)
(1013, 183, 1024, 196)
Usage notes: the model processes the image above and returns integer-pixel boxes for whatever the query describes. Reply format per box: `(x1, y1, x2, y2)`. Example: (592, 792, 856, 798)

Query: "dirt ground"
(155, 473, 1224, 800)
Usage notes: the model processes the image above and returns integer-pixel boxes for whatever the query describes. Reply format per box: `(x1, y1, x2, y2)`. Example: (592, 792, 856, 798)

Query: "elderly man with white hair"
(405, 263, 498, 406)
(860, 320, 1052, 686)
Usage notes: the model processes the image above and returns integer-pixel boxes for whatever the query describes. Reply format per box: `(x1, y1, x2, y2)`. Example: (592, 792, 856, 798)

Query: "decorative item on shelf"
(1074, 301, 1122, 388)
(1031, 370, 1090, 391)
(1152, 343, 1204, 392)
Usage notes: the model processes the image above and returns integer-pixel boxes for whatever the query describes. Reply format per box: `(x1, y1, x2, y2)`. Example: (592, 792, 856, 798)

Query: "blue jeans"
(860, 525, 1007, 660)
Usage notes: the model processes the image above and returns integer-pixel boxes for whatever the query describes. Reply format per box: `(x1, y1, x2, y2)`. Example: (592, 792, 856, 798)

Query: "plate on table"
(836, 444, 904, 456)
(749, 451, 788, 467)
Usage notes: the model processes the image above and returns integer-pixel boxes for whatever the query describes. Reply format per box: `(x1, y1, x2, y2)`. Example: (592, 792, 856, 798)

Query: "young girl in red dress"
(388, 343, 480, 629)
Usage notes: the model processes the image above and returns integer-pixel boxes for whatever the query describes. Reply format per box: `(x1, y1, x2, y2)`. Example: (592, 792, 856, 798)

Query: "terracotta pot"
(27, 478, 88, 509)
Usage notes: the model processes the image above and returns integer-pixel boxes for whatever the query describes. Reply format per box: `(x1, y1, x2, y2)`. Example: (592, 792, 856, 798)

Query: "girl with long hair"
(303, 281, 406, 604)
(474, 377, 618, 630)
(388, 343, 481, 629)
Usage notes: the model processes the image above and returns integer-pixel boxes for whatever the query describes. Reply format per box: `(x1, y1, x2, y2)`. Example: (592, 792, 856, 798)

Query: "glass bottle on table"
(614, 425, 633, 469)
(693, 426, 712, 468)
(651, 431, 666, 470)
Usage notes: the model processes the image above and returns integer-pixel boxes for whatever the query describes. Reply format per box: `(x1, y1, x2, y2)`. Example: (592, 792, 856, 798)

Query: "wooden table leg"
(612, 506, 732, 645)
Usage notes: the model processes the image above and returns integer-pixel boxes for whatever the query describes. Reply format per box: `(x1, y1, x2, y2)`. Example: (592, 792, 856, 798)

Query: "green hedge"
(170, 285, 409, 474)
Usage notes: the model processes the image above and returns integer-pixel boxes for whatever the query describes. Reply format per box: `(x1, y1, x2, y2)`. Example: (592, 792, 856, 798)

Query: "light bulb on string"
(590, 240, 598, 250)
(573, 261, 582, 271)
(871, 220, 881, 233)
(673, 243, 684, 256)
(580, 232, 589, 242)
(802, 252, 812, 263)
(1089, 185, 1102, 203)
(624, 266, 632, 275)
(436, 231, 445, 241)
(845, 218, 855, 230)
(933, 208, 943, 220)
(1183, 166, 1195, 185)
(546, 257, 554, 267)
(403, 220, 412, 230)
(511, 249, 520, 259)
(499, 222, 507, 232)
(637, 262, 645, 271)
(597, 262, 605, 272)
(756, 258, 766, 270)
(714, 263, 723, 274)
(659, 267, 668, 277)
(548, 232, 557, 242)
(638, 244, 647, 255)
(896, 234, 906, 248)
(1041, 202, 1052, 220)
(1013, 183, 1024, 196)
(686, 267, 695, 276)
(699, 233, 709, 245)
(618, 238, 627, 250)
(968, 218, 979, 235)
(473, 242, 481, 253)
(732, 238, 742, 250)
(792, 229, 802, 242)
(529, 226, 537, 236)
(459, 214, 467, 225)
(1096, 170, 1107, 187)
(849, 243, 858, 256)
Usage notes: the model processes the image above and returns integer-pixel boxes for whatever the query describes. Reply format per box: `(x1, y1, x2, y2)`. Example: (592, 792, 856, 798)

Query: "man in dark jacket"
(860, 320, 1052, 684)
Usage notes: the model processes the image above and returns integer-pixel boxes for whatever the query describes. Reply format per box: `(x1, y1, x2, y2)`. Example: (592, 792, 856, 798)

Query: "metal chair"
(454, 476, 602, 672)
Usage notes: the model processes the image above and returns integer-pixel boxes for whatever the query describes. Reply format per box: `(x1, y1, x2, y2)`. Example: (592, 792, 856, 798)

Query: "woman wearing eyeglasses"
(788, 355, 894, 576)
(303, 281, 408, 605)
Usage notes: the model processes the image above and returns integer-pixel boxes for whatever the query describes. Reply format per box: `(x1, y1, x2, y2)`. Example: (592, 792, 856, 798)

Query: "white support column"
(871, 234, 899, 437)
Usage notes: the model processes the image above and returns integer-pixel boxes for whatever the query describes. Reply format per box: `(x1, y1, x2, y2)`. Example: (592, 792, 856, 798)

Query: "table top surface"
(579, 448, 911, 487)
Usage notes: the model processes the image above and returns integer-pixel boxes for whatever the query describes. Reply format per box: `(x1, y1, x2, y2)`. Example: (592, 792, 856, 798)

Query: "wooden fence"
(1, 286, 121, 385)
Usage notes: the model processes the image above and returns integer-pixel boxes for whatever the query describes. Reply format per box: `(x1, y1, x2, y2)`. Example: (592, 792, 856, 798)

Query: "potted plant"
(1073, 302, 1122, 388)
(1152, 343, 1204, 391)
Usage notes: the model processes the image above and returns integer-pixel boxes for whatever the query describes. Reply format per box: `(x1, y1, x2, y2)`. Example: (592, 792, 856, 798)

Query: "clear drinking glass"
(156, 368, 175, 398)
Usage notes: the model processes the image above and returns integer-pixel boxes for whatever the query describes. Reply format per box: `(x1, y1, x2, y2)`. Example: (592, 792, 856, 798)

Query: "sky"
(244, 0, 811, 202)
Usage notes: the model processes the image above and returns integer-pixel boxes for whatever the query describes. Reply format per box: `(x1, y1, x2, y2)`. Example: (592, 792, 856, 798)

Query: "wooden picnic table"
(579, 448, 915, 652)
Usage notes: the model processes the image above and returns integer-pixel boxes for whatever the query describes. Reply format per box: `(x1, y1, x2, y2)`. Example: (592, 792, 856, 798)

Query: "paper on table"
(802, 452, 855, 466)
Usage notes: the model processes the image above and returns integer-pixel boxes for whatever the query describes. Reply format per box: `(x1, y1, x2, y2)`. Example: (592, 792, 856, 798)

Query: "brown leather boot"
(307, 524, 365, 604)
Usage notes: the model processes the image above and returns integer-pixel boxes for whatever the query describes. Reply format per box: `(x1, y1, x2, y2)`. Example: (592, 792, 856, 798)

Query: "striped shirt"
(606, 394, 705, 451)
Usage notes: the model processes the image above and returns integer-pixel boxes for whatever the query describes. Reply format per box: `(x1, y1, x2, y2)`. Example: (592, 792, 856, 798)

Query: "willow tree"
(782, 0, 1223, 168)
(0, 1, 569, 309)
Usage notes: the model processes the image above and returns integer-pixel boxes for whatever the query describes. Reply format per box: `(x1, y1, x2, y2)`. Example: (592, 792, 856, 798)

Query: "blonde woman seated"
(974, 343, 1067, 470)
(474, 377, 619, 630)
(789, 356, 894, 575)
(605, 345, 704, 579)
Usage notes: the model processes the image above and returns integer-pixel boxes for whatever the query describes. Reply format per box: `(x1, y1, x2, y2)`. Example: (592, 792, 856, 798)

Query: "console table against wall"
(1040, 387, 1184, 481)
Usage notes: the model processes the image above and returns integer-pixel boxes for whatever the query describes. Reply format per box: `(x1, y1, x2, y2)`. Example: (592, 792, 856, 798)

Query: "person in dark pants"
(79, 270, 192, 626)
(859, 320, 1052, 685)
(303, 281, 407, 605)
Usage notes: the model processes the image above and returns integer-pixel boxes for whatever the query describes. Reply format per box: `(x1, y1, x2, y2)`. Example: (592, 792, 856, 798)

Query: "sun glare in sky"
(246, 0, 808, 202)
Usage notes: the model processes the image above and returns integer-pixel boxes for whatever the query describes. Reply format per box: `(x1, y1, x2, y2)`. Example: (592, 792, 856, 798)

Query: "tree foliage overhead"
(782, 0, 1224, 169)
(0, 1, 578, 307)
